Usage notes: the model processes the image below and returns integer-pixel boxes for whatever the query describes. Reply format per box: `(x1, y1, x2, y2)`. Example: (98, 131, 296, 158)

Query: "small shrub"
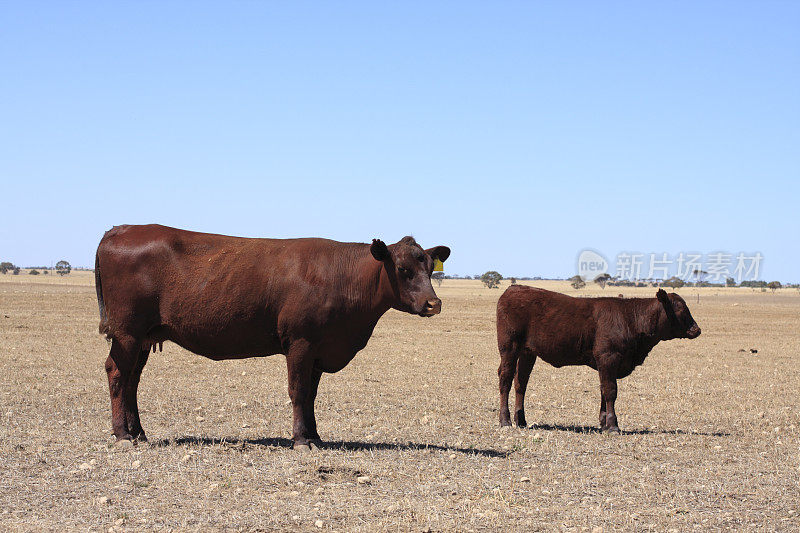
(594, 273, 611, 289)
(55, 260, 71, 276)
(662, 276, 685, 290)
(569, 275, 586, 289)
(480, 271, 503, 289)
(30, 269, 40, 275)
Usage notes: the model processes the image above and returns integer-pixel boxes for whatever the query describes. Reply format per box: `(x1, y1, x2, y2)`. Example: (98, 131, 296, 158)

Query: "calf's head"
(656, 289, 701, 339)
(371, 236, 450, 317)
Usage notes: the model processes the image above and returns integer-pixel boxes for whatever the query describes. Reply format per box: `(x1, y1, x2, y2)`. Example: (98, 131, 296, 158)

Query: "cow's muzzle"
(686, 324, 701, 339)
(420, 298, 442, 317)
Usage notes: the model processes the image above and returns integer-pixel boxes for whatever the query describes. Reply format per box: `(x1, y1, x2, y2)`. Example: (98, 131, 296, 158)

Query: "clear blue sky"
(1, 2, 798, 281)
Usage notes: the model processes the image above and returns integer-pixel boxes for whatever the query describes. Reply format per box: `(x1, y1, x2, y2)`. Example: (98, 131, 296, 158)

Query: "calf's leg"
(513, 352, 536, 427)
(598, 396, 607, 428)
(598, 363, 620, 433)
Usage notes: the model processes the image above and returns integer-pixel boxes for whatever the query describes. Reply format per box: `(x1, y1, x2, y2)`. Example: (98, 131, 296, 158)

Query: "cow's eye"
(398, 267, 412, 278)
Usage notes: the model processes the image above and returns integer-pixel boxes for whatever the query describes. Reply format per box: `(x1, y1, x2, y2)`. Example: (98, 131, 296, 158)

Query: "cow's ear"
(370, 239, 390, 261)
(426, 246, 451, 262)
(656, 289, 670, 305)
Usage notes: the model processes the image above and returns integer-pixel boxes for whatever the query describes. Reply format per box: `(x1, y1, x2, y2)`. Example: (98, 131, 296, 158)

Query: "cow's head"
(371, 236, 451, 317)
(656, 289, 701, 339)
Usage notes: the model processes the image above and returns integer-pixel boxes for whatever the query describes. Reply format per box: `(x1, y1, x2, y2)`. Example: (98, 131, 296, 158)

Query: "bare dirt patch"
(1, 274, 798, 531)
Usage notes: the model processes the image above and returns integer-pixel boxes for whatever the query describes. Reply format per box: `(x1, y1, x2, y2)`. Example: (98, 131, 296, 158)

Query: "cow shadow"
(153, 435, 508, 458)
(527, 423, 730, 437)
(153, 436, 294, 448)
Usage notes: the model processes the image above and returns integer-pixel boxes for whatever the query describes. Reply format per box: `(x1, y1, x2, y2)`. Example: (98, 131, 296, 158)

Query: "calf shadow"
(154, 435, 508, 458)
(529, 423, 729, 437)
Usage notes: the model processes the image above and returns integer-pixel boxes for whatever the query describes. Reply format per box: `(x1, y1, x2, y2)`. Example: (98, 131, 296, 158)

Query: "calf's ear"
(370, 239, 390, 261)
(425, 246, 451, 262)
(656, 289, 670, 305)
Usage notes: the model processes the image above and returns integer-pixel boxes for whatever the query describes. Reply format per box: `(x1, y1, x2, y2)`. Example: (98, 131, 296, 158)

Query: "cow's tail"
(95, 249, 109, 337)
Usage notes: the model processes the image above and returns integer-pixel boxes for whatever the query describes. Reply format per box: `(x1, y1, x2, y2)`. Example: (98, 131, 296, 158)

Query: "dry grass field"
(1, 272, 798, 531)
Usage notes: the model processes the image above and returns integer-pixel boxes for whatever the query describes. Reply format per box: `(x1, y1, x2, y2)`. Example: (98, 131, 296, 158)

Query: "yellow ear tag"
(433, 258, 444, 272)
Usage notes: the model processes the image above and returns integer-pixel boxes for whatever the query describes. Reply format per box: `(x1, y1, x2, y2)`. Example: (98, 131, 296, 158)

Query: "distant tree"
(693, 269, 708, 287)
(432, 272, 444, 287)
(55, 260, 71, 276)
(726, 277, 737, 287)
(767, 281, 782, 293)
(569, 275, 586, 290)
(510, 277, 517, 285)
(0, 261, 15, 274)
(594, 273, 611, 289)
(662, 276, 685, 290)
(12, 267, 20, 275)
(741, 280, 767, 288)
(42, 269, 49, 275)
(29, 269, 40, 275)
(480, 271, 503, 289)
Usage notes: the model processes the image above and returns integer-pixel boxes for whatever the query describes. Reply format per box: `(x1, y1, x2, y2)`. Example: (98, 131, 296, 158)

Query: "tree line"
(441, 271, 796, 292)
(0, 260, 72, 276)
(1, 261, 795, 292)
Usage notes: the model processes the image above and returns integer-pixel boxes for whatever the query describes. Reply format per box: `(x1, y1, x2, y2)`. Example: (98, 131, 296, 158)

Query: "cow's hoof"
(113, 438, 134, 449)
(499, 419, 512, 428)
(602, 426, 621, 434)
(293, 443, 313, 453)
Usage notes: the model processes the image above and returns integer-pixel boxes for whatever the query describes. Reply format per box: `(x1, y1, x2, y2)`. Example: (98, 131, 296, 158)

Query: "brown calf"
(497, 286, 700, 432)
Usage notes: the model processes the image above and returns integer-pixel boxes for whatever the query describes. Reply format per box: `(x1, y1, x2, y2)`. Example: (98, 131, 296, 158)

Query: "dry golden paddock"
(1, 271, 798, 531)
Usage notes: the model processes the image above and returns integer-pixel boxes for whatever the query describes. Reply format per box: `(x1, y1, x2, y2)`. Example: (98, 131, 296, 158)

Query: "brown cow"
(95, 224, 450, 449)
(496, 286, 700, 432)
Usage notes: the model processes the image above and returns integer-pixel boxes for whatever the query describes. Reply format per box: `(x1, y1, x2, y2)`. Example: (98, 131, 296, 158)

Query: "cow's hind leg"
(513, 351, 536, 427)
(105, 336, 141, 443)
(498, 344, 520, 427)
(599, 395, 607, 429)
(123, 349, 150, 442)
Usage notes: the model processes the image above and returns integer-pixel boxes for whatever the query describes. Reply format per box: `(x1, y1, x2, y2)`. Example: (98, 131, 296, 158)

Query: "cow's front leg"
(286, 343, 318, 450)
(597, 358, 620, 433)
(305, 368, 323, 442)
